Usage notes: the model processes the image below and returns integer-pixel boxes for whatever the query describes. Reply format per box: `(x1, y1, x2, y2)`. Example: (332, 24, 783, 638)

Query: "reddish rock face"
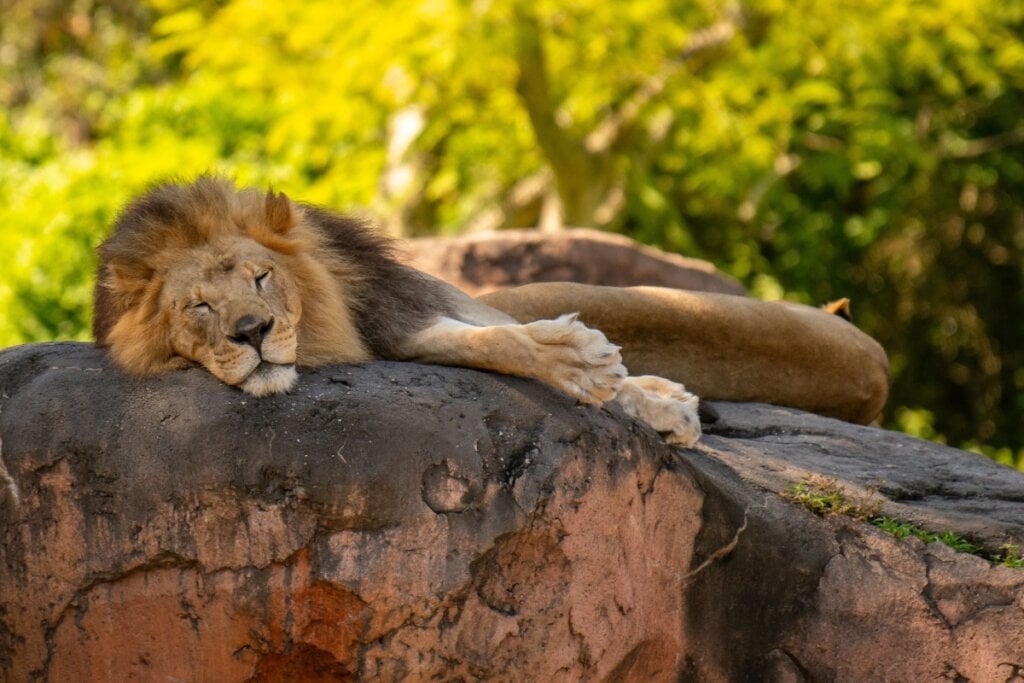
(401, 228, 745, 296)
(2, 343, 1024, 681)
(46, 557, 368, 681)
(0, 343, 701, 681)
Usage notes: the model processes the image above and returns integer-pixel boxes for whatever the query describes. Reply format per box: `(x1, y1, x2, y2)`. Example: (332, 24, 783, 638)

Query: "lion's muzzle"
(221, 311, 298, 394)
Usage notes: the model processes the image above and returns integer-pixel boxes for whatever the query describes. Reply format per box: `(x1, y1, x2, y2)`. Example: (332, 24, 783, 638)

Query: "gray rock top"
(0, 341, 627, 534)
(403, 227, 746, 297)
(3, 342, 1021, 550)
(701, 402, 1024, 548)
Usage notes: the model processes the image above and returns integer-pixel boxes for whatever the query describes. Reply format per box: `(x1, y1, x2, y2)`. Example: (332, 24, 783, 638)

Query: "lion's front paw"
(616, 375, 701, 447)
(523, 314, 626, 405)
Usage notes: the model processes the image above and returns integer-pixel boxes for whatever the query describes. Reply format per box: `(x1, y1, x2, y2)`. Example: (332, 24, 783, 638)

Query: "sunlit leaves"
(0, 0, 1023, 460)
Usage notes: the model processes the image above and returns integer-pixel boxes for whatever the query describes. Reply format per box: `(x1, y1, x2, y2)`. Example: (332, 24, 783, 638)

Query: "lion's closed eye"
(255, 271, 271, 291)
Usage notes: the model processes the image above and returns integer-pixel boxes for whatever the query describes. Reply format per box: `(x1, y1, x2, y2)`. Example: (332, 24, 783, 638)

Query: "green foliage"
(2, 0, 1023, 466)
(870, 517, 982, 555)
(871, 517, 1024, 567)
(997, 544, 1024, 568)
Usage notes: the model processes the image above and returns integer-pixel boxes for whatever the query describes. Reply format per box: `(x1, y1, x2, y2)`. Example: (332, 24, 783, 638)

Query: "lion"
(93, 177, 705, 446)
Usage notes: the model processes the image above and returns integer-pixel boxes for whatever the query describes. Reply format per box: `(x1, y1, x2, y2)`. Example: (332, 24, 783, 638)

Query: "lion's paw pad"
(523, 314, 625, 406)
(616, 375, 702, 448)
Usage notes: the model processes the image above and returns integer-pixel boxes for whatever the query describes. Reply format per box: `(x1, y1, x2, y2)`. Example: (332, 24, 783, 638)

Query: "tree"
(1, 0, 1022, 465)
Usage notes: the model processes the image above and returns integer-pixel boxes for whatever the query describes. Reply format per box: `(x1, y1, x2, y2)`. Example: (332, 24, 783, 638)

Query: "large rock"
(401, 228, 746, 296)
(2, 343, 1023, 681)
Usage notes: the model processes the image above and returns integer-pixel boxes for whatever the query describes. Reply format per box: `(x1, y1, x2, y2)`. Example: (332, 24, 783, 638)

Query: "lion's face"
(159, 236, 302, 396)
(97, 178, 376, 395)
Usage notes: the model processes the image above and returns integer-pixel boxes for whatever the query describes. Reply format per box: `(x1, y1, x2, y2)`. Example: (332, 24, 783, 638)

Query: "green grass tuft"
(784, 475, 1022, 568)
(870, 517, 981, 554)
(782, 474, 881, 521)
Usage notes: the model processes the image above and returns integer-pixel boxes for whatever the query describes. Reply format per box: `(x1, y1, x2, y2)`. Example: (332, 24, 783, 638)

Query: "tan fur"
(397, 313, 626, 406)
(479, 283, 890, 425)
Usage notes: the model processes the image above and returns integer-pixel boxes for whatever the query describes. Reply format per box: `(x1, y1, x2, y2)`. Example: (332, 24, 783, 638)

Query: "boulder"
(1, 342, 1023, 681)
(401, 228, 745, 296)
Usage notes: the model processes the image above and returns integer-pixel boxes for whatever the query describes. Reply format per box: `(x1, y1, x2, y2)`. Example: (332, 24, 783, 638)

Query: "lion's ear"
(265, 190, 296, 234)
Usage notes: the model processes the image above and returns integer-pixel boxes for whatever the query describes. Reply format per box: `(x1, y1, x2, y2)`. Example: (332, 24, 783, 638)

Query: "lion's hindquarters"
(398, 315, 626, 406)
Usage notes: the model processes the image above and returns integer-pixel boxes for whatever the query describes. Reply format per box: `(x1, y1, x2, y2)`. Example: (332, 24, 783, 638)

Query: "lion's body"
(95, 177, 887, 447)
(95, 178, 696, 442)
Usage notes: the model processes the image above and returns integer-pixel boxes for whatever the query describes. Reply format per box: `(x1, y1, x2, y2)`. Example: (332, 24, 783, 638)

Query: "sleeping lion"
(93, 177, 705, 446)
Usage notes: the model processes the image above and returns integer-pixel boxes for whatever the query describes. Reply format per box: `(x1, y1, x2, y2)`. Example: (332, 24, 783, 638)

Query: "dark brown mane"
(94, 179, 229, 343)
(299, 205, 454, 358)
(100, 178, 234, 266)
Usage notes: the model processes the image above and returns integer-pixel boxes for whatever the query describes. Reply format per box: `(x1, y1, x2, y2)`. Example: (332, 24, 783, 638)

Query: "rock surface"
(2, 342, 1023, 681)
(401, 228, 745, 296)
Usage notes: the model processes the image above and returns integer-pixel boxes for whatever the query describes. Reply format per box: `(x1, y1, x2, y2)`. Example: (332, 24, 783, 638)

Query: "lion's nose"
(230, 315, 274, 350)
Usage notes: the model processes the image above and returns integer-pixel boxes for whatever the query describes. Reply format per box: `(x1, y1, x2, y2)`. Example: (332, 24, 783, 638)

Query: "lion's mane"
(94, 177, 453, 375)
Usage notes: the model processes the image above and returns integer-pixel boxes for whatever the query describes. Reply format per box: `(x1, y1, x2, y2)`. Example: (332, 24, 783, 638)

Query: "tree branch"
(586, 7, 743, 155)
(941, 127, 1024, 159)
(512, 5, 591, 185)
(511, 4, 743, 226)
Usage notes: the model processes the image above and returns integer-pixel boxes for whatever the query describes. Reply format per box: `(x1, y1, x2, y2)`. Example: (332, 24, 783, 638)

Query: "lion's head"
(94, 177, 366, 396)
(153, 232, 304, 396)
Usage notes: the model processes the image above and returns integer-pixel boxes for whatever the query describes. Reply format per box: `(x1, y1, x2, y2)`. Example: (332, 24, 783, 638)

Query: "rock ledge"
(1, 342, 1023, 681)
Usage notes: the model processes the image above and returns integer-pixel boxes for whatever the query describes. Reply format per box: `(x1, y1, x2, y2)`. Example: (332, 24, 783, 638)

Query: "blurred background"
(1, 0, 1022, 468)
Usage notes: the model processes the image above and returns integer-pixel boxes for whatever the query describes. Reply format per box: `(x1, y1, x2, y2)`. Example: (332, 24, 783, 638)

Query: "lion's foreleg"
(398, 301, 703, 447)
(397, 314, 626, 406)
